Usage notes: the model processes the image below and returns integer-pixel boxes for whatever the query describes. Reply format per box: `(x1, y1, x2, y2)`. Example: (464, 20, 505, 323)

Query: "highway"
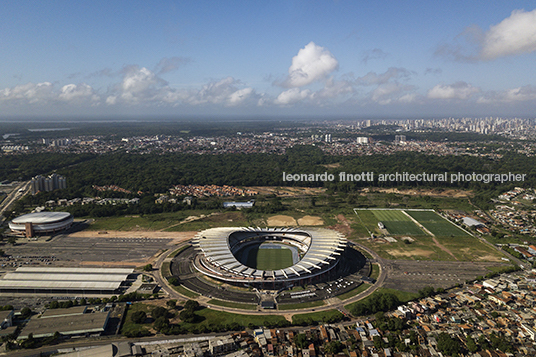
(0, 181, 30, 223)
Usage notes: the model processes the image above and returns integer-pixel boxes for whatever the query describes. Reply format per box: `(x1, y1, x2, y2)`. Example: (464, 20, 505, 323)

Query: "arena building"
(8, 211, 73, 237)
(192, 227, 347, 289)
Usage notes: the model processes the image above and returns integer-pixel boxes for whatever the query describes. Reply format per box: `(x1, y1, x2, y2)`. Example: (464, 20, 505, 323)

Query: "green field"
(406, 211, 469, 237)
(245, 245, 294, 270)
(355, 209, 426, 236)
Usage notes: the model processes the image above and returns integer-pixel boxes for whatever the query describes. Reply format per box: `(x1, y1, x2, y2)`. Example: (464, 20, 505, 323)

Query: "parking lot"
(1, 234, 174, 268)
(381, 259, 509, 292)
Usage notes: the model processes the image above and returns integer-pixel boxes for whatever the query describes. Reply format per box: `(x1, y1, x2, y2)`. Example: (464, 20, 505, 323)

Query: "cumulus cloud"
(481, 9, 536, 60)
(0, 82, 54, 103)
(437, 8, 536, 61)
(274, 88, 311, 105)
(59, 83, 99, 102)
(0, 81, 101, 106)
(311, 77, 354, 100)
(157, 77, 257, 107)
(227, 87, 254, 106)
(427, 82, 480, 100)
(282, 42, 338, 87)
(154, 56, 191, 74)
(477, 85, 536, 103)
(105, 66, 168, 104)
(370, 83, 416, 105)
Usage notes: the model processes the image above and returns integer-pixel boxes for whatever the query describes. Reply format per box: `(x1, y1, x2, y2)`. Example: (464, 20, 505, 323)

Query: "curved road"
(151, 241, 387, 317)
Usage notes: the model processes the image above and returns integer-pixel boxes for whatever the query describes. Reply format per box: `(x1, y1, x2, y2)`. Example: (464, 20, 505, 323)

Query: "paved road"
(0, 181, 30, 224)
(151, 241, 387, 317)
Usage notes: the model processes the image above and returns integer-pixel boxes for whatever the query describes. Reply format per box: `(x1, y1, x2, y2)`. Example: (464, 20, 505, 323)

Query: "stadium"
(8, 212, 73, 237)
(191, 227, 347, 289)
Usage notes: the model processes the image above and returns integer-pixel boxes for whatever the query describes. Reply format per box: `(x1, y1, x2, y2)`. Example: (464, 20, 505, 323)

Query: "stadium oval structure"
(9, 212, 73, 236)
(192, 227, 347, 287)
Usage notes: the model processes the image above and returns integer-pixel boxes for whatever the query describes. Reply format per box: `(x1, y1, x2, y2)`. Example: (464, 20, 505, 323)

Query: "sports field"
(371, 210, 426, 236)
(244, 245, 294, 270)
(405, 211, 469, 237)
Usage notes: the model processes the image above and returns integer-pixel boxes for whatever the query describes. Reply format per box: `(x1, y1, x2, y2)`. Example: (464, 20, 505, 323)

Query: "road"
(0, 181, 30, 224)
(150, 241, 387, 317)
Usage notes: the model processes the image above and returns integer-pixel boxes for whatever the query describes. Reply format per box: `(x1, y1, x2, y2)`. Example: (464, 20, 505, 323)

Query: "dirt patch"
(376, 187, 472, 198)
(474, 254, 503, 262)
(247, 186, 326, 197)
(386, 249, 435, 257)
(297, 215, 324, 226)
(267, 215, 298, 226)
(327, 214, 353, 237)
(67, 230, 196, 244)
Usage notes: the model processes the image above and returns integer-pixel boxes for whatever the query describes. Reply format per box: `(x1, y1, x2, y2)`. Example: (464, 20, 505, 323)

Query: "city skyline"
(1, 1, 536, 118)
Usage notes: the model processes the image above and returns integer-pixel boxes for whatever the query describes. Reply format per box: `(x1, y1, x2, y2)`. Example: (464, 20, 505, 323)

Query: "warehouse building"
(0, 267, 134, 295)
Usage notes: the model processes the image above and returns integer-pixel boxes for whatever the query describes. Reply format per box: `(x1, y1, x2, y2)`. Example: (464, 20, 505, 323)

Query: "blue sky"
(1, 0, 536, 118)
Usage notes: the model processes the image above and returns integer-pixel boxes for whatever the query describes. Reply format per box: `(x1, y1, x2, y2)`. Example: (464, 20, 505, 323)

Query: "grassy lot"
(292, 310, 344, 325)
(161, 262, 171, 278)
(344, 287, 420, 312)
(369, 263, 380, 279)
(181, 307, 288, 329)
(88, 211, 198, 231)
(207, 299, 257, 310)
(248, 246, 293, 270)
(173, 285, 200, 298)
(406, 210, 469, 237)
(336, 283, 371, 301)
(164, 211, 250, 232)
(120, 302, 153, 336)
(278, 300, 325, 310)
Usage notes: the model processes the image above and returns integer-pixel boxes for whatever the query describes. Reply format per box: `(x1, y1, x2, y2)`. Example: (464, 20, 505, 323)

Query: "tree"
(166, 300, 177, 309)
(168, 277, 179, 286)
(294, 333, 308, 349)
(131, 311, 147, 324)
(325, 340, 343, 354)
(7, 237, 16, 245)
(184, 300, 199, 311)
(179, 309, 196, 323)
(143, 264, 153, 272)
(20, 307, 32, 319)
(152, 306, 168, 319)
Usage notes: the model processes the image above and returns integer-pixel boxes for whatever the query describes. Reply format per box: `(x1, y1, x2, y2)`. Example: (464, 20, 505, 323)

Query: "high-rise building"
(395, 135, 406, 143)
(356, 137, 369, 144)
(31, 174, 67, 194)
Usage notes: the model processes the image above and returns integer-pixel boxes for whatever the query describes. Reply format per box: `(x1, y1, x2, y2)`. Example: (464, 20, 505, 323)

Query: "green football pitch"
(246, 246, 294, 270)
(369, 210, 426, 236)
(405, 211, 469, 237)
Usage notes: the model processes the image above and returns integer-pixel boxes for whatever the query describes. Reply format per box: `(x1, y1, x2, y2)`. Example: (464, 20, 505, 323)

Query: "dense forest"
(2, 146, 534, 195)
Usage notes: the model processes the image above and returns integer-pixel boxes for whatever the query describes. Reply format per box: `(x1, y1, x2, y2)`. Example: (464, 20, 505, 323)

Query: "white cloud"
(477, 85, 536, 103)
(59, 83, 99, 102)
(427, 82, 480, 100)
(274, 88, 311, 105)
(227, 87, 254, 106)
(0, 82, 54, 103)
(283, 42, 338, 87)
(311, 77, 353, 100)
(437, 9, 536, 61)
(481, 9, 536, 60)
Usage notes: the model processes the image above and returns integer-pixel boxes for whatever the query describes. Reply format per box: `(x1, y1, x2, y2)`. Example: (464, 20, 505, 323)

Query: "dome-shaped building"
(9, 212, 73, 237)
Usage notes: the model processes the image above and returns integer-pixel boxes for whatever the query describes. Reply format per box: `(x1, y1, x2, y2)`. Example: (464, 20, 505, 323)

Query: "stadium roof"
(192, 227, 346, 281)
(11, 211, 71, 224)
